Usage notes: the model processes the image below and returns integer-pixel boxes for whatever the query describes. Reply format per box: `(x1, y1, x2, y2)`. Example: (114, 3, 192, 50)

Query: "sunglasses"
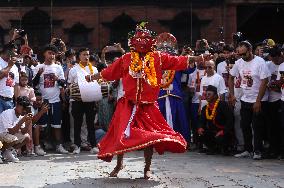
(205, 66, 213, 69)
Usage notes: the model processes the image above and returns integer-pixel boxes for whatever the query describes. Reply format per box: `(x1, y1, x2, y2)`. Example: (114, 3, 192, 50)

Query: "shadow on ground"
(41, 177, 161, 188)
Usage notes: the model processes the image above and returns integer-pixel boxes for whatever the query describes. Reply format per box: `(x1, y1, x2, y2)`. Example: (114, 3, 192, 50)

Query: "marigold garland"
(205, 98, 220, 120)
(161, 70, 175, 89)
(79, 61, 94, 75)
(129, 52, 157, 87)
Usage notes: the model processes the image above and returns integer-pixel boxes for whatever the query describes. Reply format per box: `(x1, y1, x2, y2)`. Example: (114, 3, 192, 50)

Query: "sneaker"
(234, 151, 252, 158)
(253, 152, 262, 160)
(56, 144, 69, 154)
(34, 146, 46, 156)
(72, 145, 80, 154)
(90, 147, 99, 154)
(3, 149, 19, 163)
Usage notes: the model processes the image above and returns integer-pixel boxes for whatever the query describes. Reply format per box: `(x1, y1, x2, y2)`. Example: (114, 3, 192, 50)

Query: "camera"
(57, 79, 67, 88)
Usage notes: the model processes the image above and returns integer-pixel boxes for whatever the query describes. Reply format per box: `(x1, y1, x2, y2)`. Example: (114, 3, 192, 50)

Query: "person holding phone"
(0, 96, 33, 162)
(0, 42, 20, 113)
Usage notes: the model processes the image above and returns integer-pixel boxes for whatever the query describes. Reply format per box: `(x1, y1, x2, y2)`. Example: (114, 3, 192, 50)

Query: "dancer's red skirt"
(97, 97, 187, 162)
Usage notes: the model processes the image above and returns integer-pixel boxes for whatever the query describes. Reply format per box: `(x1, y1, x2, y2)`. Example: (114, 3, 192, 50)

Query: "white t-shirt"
(266, 61, 281, 102)
(0, 108, 24, 134)
(199, 73, 227, 108)
(68, 64, 98, 102)
(187, 69, 206, 103)
(230, 56, 271, 103)
(0, 57, 19, 98)
(33, 63, 65, 103)
(217, 61, 230, 88)
(68, 64, 98, 84)
(276, 62, 284, 101)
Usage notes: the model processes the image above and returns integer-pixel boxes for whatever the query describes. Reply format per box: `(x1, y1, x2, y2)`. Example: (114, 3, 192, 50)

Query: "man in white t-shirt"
(217, 45, 235, 89)
(218, 46, 244, 151)
(187, 61, 206, 146)
(33, 45, 68, 154)
(199, 60, 227, 110)
(0, 43, 20, 113)
(0, 96, 32, 162)
(68, 48, 98, 154)
(265, 47, 283, 158)
(229, 41, 271, 160)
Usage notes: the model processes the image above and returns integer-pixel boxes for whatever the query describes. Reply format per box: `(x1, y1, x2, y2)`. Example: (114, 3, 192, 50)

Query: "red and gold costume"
(97, 24, 189, 162)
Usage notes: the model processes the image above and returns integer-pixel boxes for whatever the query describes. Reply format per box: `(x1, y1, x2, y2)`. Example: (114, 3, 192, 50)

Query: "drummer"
(68, 48, 98, 154)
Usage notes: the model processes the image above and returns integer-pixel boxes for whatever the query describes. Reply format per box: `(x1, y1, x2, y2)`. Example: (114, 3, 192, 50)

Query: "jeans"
(95, 129, 106, 144)
(240, 101, 268, 152)
(0, 98, 14, 114)
(71, 101, 96, 147)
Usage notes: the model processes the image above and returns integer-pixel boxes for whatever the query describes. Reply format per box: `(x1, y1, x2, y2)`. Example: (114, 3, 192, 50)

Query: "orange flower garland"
(205, 98, 220, 120)
(160, 70, 175, 89)
(129, 52, 158, 87)
(79, 61, 94, 75)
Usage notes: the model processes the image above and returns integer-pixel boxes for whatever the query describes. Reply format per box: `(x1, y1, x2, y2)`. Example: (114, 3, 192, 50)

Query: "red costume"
(97, 23, 189, 162)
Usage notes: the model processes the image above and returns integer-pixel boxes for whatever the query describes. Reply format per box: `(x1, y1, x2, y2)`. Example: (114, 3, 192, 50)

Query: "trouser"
(280, 101, 284, 154)
(234, 100, 244, 150)
(240, 101, 268, 152)
(189, 103, 199, 144)
(61, 102, 71, 143)
(0, 97, 14, 114)
(198, 129, 230, 151)
(267, 100, 281, 154)
(71, 101, 96, 147)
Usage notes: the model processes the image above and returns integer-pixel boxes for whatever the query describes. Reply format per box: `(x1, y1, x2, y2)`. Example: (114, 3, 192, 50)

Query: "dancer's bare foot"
(109, 165, 124, 177)
(144, 168, 151, 179)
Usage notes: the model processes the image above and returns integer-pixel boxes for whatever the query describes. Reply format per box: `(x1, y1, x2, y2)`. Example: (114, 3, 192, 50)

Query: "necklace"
(79, 61, 94, 75)
(129, 52, 157, 87)
(205, 98, 220, 120)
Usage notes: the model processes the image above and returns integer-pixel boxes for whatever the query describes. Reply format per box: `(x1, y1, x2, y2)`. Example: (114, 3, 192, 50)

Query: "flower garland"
(129, 52, 157, 87)
(160, 70, 175, 89)
(205, 98, 220, 120)
(79, 61, 94, 75)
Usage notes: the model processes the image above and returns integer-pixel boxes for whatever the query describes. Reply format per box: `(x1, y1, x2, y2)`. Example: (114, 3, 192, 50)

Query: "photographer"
(217, 45, 235, 89)
(0, 42, 20, 113)
(10, 29, 28, 53)
(0, 96, 33, 162)
(31, 91, 49, 156)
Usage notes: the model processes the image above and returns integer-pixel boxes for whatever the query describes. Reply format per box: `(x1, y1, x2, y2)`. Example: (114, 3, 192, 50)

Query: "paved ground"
(0, 151, 283, 188)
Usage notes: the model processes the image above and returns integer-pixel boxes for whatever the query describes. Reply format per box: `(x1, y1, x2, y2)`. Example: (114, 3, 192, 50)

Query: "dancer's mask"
(128, 22, 157, 53)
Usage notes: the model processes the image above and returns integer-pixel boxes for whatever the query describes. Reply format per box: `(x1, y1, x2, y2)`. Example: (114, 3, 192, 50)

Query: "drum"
(69, 81, 109, 102)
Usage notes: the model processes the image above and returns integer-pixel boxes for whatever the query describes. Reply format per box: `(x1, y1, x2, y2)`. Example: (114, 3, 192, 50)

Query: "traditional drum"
(69, 80, 109, 102)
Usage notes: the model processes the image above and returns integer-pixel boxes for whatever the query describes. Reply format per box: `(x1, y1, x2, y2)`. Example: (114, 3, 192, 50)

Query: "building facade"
(0, 0, 283, 52)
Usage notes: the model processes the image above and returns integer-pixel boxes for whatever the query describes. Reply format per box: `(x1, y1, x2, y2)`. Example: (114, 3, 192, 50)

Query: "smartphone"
(31, 54, 37, 61)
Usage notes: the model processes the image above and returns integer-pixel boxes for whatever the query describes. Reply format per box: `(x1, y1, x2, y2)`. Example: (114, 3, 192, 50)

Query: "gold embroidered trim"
(98, 137, 186, 158)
